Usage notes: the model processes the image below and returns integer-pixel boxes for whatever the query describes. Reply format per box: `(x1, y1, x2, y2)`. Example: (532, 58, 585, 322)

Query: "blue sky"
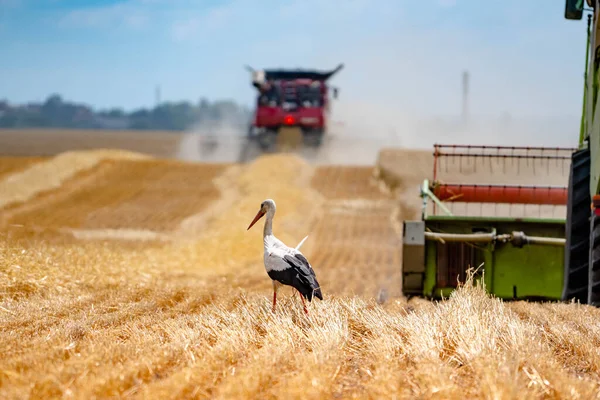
(0, 0, 590, 120)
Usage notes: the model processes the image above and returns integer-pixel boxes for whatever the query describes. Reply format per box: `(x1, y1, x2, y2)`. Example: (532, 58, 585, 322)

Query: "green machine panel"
(422, 217, 565, 300)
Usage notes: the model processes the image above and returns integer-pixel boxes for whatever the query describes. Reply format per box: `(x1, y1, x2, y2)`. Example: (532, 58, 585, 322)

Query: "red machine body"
(433, 184, 568, 205)
(254, 79, 327, 128)
(246, 64, 343, 149)
(429, 144, 576, 216)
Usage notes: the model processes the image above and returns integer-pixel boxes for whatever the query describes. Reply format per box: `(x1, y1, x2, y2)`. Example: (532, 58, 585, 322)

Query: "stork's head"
(247, 199, 276, 230)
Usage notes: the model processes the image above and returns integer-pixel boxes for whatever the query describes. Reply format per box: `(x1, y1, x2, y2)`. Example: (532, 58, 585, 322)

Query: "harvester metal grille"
(436, 241, 476, 288)
(430, 144, 576, 219)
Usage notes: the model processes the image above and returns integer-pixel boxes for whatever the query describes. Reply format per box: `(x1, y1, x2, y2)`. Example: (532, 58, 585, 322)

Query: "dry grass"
(3, 159, 227, 232)
(308, 166, 402, 297)
(1, 149, 600, 399)
(2, 236, 600, 399)
(0, 150, 148, 209)
(0, 156, 46, 180)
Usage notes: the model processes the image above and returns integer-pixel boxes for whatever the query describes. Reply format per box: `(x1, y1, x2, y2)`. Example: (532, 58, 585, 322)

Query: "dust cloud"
(176, 118, 248, 163)
(174, 2, 581, 165)
(173, 97, 579, 166)
(327, 100, 578, 151)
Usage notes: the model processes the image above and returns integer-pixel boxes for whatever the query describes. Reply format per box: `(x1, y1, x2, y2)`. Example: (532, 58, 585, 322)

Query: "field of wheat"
(1, 146, 600, 399)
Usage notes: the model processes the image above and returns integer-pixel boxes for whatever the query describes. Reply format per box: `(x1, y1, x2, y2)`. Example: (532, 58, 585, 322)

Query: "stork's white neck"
(263, 209, 274, 238)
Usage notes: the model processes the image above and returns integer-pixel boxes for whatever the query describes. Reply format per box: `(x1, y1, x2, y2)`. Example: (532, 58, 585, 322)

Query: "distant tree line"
(0, 94, 252, 131)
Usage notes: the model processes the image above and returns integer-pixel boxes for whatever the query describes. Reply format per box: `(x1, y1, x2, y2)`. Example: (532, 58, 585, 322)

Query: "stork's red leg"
(272, 291, 277, 313)
(296, 289, 309, 315)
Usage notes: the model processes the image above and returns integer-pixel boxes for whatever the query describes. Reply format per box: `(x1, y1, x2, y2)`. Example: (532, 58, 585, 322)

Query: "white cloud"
(58, 2, 149, 30)
(438, 0, 457, 7)
(278, 0, 371, 21)
(0, 0, 21, 7)
(170, 3, 237, 41)
(39, 0, 584, 142)
(171, 17, 201, 42)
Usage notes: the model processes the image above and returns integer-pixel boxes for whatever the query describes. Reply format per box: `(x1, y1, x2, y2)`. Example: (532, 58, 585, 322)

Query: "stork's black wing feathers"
(268, 253, 323, 301)
(283, 253, 323, 301)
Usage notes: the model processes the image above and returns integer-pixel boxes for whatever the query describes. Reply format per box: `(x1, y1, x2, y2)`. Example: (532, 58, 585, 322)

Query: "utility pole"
(462, 70, 469, 124)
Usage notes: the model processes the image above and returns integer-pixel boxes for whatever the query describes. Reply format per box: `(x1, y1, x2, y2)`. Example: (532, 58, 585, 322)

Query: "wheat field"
(1, 147, 600, 399)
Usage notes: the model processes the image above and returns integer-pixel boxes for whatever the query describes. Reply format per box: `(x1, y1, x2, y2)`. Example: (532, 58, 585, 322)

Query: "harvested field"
(309, 166, 402, 297)
(0, 156, 46, 179)
(310, 166, 385, 199)
(3, 159, 227, 233)
(1, 146, 599, 399)
(0, 129, 183, 158)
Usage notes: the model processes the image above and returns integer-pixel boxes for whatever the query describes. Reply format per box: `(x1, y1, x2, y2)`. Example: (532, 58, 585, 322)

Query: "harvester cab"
(245, 63, 343, 151)
(402, 144, 576, 301)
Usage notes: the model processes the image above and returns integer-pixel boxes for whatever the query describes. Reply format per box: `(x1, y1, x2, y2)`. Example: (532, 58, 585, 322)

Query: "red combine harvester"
(245, 64, 343, 151)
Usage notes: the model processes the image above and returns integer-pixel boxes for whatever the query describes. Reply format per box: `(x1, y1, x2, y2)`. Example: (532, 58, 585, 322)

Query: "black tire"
(562, 147, 591, 303)
(589, 214, 600, 306)
(257, 130, 277, 151)
(303, 130, 323, 147)
(237, 139, 257, 163)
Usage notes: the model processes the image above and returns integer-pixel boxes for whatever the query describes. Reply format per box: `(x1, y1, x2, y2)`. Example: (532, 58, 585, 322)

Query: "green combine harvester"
(403, 0, 600, 304)
(563, 0, 600, 306)
(402, 145, 573, 301)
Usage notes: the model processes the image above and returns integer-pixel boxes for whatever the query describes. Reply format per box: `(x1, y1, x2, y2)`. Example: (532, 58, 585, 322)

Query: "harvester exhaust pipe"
(330, 63, 344, 77)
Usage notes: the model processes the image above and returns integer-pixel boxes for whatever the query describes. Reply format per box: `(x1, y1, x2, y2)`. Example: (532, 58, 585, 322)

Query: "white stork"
(247, 199, 323, 314)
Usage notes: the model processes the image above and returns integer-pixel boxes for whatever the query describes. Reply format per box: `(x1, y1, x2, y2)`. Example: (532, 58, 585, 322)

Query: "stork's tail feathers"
(295, 235, 309, 251)
(313, 286, 323, 301)
(302, 286, 323, 302)
(314, 289, 323, 301)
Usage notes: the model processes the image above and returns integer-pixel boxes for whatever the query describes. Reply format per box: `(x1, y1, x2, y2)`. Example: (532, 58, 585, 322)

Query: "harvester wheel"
(562, 147, 591, 304)
(303, 131, 323, 147)
(257, 130, 277, 151)
(589, 214, 600, 306)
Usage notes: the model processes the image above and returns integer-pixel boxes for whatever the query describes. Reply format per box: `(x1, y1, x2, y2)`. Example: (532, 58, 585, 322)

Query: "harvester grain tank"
(245, 64, 343, 151)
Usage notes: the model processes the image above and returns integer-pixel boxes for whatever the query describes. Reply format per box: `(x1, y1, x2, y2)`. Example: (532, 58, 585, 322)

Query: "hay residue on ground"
(0, 149, 149, 209)
(1, 235, 600, 400)
(1, 148, 598, 399)
(165, 153, 324, 278)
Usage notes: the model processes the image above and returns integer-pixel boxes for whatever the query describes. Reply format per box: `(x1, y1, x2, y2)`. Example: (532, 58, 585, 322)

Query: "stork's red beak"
(247, 209, 265, 230)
